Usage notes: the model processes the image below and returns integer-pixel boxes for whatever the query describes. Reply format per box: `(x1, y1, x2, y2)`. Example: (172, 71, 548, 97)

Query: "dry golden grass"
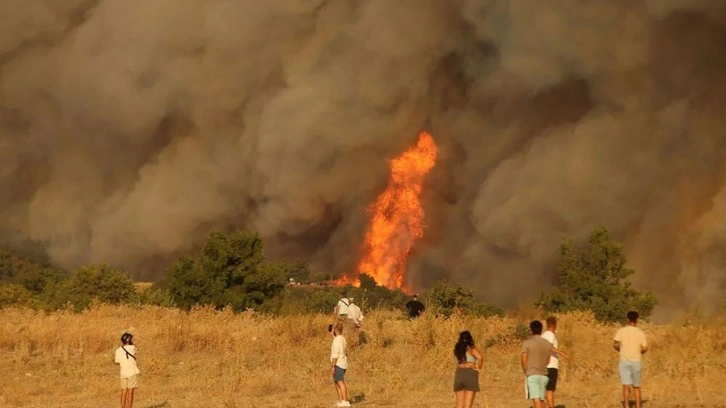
(1, 304, 725, 408)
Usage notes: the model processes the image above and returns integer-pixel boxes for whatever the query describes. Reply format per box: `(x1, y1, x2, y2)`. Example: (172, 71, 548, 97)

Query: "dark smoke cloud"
(1, 0, 725, 317)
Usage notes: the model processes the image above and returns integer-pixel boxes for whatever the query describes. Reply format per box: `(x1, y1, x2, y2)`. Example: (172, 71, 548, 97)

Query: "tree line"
(0, 227, 657, 322)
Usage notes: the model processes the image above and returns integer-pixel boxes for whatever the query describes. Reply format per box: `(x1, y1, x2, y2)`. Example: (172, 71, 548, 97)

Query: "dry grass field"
(1, 304, 725, 408)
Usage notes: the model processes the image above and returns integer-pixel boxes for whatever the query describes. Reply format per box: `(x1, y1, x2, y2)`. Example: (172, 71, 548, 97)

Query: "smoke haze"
(1, 0, 725, 317)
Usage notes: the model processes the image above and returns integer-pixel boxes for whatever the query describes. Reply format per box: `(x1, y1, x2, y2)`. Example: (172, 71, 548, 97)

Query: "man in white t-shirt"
(334, 291, 350, 320)
(330, 322, 350, 407)
(541, 317, 568, 408)
(613, 311, 648, 408)
(347, 297, 363, 327)
(115, 332, 141, 408)
(347, 297, 364, 348)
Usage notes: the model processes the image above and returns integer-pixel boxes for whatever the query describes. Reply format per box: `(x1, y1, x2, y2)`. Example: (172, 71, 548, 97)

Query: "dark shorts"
(453, 367, 480, 392)
(546, 368, 558, 391)
(333, 366, 346, 382)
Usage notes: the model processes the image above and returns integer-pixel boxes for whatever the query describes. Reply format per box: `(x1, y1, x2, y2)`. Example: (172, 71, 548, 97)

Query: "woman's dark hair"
(454, 331, 474, 363)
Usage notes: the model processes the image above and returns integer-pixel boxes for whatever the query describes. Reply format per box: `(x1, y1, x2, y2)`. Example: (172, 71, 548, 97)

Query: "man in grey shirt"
(521, 320, 553, 408)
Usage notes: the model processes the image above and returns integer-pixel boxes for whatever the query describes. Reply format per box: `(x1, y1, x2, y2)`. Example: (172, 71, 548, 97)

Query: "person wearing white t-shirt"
(334, 291, 350, 320)
(347, 297, 364, 347)
(115, 332, 140, 408)
(613, 311, 648, 408)
(541, 317, 568, 408)
(330, 322, 350, 407)
(347, 298, 364, 327)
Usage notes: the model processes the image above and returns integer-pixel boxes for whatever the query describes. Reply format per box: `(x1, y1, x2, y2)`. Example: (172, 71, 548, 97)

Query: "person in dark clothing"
(405, 294, 425, 319)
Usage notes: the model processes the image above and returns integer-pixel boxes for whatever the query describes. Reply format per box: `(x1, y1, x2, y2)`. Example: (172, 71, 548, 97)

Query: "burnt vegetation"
(0, 227, 656, 321)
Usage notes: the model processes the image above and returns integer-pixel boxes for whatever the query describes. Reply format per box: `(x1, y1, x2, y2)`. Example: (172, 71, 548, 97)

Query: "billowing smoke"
(1, 0, 725, 317)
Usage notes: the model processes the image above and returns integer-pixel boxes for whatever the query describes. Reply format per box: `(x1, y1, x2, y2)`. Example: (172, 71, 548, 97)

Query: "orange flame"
(344, 131, 438, 290)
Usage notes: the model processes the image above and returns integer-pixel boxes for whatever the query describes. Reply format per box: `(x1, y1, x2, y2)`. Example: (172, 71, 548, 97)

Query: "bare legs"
(335, 380, 348, 404)
(622, 385, 642, 408)
(464, 391, 476, 408)
(546, 390, 555, 407)
(455, 391, 477, 408)
(127, 388, 134, 408)
(455, 391, 465, 408)
(120, 388, 135, 408)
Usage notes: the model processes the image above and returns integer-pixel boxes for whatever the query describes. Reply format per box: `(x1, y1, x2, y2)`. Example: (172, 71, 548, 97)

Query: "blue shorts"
(619, 361, 642, 387)
(333, 366, 346, 382)
(526, 375, 549, 400)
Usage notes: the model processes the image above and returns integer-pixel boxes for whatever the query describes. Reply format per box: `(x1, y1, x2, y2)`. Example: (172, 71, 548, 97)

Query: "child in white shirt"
(115, 332, 140, 408)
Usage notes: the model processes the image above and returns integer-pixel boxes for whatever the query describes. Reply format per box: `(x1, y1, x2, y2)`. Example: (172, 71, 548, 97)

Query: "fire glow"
(338, 131, 438, 290)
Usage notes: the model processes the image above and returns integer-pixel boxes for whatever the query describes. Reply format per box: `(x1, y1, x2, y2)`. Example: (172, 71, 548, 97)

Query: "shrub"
(47, 264, 136, 311)
(0, 283, 35, 308)
(485, 323, 531, 348)
(132, 287, 176, 308)
(267, 274, 409, 315)
(424, 281, 504, 318)
(164, 230, 290, 311)
(536, 226, 658, 322)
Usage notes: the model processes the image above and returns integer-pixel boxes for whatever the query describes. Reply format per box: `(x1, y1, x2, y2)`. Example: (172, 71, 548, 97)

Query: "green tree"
(537, 226, 658, 322)
(49, 264, 136, 310)
(0, 248, 67, 294)
(164, 230, 288, 311)
(425, 281, 504, 318)
(282, 259, 312, 284)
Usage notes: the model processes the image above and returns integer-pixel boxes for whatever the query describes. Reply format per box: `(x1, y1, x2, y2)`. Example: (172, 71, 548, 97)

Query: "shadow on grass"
(351, 393, 366, 404)
(623, 400, 650, 407)
(144, 401, 170, 408)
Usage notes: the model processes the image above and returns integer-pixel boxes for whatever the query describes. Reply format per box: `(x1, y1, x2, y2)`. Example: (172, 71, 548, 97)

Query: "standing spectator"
(347, 297, 364, 347)
(453, 331, 483, 408)
(334, 290, 351, 321)
(330, 322, 351, 407)
(405, 294, 425, 319)
(115, 332, 140, 408)
(522, 320, 552, 408)
(613, 311, 648, 408)
(347, 297, 364, 327)
(541, 317, 569, 408)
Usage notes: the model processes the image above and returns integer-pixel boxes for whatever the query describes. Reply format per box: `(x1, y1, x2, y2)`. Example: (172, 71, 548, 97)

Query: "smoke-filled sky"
(1, 0, 725, 317)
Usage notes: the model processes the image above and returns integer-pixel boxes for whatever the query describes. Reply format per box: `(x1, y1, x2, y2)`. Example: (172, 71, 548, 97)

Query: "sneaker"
(339, 401, 351, 407)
